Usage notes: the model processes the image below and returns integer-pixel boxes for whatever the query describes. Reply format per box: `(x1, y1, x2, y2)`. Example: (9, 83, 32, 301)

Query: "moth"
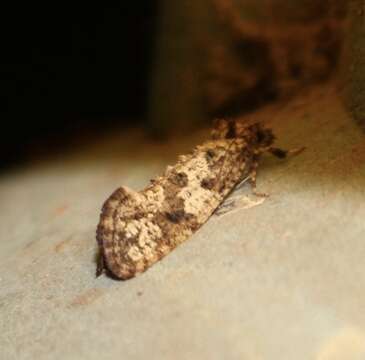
(96, 119, 301, 280)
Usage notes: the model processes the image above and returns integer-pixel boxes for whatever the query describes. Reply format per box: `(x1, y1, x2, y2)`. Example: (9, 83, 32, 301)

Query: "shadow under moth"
(96, 119, 302, 280)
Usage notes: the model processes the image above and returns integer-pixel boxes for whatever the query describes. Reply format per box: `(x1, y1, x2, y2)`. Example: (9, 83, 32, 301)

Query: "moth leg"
(235, 162, 268, 197)
(215, 175, 267, 217)
(215, 198, 237, 216)
(269, 146, 305, 159)
(248, 160, 269, 198)
(248, 175, 269, 198)
(235, 175, 251, 190)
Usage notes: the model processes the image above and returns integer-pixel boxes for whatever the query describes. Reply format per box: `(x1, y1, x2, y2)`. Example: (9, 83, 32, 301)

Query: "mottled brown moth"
(96, 119, 301, 280)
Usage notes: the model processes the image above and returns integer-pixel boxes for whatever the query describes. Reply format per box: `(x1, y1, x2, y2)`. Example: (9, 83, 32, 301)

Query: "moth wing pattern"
(96, 120, 293, 280)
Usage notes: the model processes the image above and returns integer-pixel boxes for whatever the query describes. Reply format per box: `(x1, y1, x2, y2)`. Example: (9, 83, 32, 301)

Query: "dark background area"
(1, 1, 158, 167)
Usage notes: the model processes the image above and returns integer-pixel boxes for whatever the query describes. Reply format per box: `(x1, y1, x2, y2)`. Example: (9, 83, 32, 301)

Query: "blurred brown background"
(0, 0, 360, 166)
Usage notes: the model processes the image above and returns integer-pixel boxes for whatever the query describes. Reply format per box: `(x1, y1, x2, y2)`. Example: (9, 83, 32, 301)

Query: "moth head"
(211, 119, 275, 150)
(252, 125, 275, 148)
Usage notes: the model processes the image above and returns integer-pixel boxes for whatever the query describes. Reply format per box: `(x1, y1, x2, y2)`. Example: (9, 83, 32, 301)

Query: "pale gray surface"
(1, 85, 365, 360)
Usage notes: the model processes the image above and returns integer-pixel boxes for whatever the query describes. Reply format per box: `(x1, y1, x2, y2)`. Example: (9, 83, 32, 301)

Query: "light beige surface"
(1, 85, 365, 360)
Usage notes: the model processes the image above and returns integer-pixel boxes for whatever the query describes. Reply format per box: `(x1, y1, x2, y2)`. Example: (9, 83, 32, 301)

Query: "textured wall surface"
(1, 83, 365, 359)
(148, 0, 346, 132)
